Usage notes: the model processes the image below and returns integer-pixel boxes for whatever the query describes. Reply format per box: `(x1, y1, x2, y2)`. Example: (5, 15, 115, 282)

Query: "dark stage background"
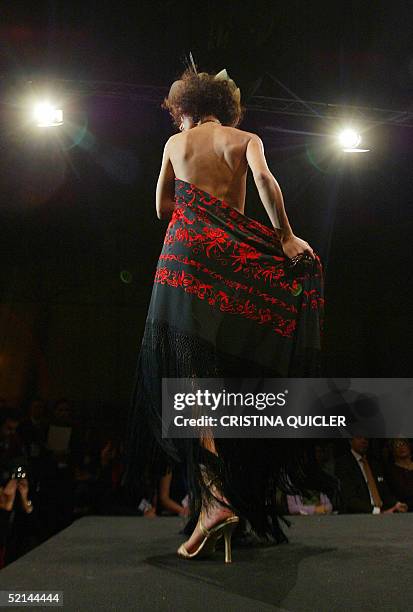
(0, 1, 412, 423)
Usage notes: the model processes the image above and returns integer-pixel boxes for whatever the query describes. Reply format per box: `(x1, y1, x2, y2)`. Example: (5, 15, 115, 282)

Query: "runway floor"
(0, 513, 411, 611)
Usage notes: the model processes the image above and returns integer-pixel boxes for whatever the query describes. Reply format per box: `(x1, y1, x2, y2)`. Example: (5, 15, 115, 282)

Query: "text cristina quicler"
(173, 415, 346, 428)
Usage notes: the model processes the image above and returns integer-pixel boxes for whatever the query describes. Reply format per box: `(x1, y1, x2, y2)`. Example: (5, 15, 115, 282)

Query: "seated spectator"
(46, 399, 77, 464)
(18, 399, 49, 460)
(17, 399, 51, 507)
(287, 444, 334, 515)
(336, 437, 408, 514)
(94, 439, 142, 516)
(385, 439, 413, 511)
(0, 412, 36, 567)
(287, 491, 333, 515)
(0, 412, 27, 462)
(0, 475, 33, 514)
(0, 476, 36, 568)
(72, 440, 100, 518)
(39, 400, 78, 538)
(158, 466, 189, 518)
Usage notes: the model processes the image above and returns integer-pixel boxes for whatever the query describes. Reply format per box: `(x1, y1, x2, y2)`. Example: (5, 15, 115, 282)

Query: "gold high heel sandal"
(177, 512, 240, 563)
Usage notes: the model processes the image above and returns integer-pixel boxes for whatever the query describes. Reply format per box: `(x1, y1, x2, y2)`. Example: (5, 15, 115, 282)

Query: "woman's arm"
(246, 135, 289, 235)
(246, 135, 315, 259)
(156, 137, 176, 221)
(158, 470, 186, 515)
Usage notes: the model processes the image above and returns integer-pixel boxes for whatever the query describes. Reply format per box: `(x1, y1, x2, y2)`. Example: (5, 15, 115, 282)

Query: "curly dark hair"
(161, 68, 245, 129)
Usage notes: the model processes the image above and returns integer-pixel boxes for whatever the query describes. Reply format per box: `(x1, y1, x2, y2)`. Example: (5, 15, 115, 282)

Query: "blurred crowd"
(0, 395, 412, 568)
(0, 397, 139, 568)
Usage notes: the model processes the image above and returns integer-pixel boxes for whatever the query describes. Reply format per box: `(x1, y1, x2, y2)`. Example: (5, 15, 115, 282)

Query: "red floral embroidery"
(230, 242, 261, 271)
(202, 227, 230, 257)
(154, 179, 324, 341)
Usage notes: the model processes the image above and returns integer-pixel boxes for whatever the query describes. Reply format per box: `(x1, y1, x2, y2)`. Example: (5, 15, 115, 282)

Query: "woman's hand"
(0, 479, 17, 511)
(17, 477, 29, 498)
(281, 234, 315, 260)
(17, 478, 34, 513)
(179, 505, 190, 518)
(143, 506, 157, 518)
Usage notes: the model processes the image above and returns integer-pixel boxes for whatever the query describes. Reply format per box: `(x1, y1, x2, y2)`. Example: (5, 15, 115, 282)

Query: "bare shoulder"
(165, 131, 190, 153)
(228, 126, 258, 138)
(166, 127, 261, 149)
(165, 133, 181, 146)
(224, 126, 261, 144)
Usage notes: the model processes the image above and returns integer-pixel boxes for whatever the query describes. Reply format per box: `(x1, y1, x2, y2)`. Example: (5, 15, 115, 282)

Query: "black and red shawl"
(124, 178, 334, 539)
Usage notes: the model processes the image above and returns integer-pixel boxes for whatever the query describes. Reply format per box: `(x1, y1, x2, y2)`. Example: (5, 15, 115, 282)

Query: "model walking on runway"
(124, 64, 333, 562)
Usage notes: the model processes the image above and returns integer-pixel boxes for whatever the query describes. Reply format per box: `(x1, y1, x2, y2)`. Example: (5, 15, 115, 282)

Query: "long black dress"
(123, 178, 335, 540)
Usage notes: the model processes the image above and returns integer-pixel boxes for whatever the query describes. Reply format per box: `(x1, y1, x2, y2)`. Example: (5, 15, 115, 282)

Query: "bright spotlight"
(337, 128, 370, 153)
(338, 129, 361, 149)
(34, 102, 63, 127)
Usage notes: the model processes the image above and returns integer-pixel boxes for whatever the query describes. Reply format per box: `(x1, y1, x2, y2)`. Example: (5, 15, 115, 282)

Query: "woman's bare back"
(167, 123, 255, 213)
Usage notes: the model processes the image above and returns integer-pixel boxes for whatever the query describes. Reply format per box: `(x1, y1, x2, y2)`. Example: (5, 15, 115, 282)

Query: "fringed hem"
(122, 319, 339, 540)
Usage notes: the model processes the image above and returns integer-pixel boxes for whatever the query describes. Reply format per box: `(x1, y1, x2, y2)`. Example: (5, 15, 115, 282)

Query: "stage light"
(337, 128, 370, 153)
(33, 102, 63, 127)
(338, 128, 361, 149)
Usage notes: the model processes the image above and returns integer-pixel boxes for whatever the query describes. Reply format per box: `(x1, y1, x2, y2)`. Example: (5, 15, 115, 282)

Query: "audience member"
(0, 412, 26, 462)
(385, 439, 413, 511)
(287, 444, 334, 515)
(18, 399, 49, 460)
(17, 399, 50, 507)
(335, 437, 408, 514)
(94, 438, 141, 516)
(39, 400, 78, 537)
(158, 464, 189, 518)
(0, 411, 36, 567)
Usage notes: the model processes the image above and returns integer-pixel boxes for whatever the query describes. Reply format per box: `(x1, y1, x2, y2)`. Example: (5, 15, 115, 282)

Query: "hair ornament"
(214, 68, 241, 103)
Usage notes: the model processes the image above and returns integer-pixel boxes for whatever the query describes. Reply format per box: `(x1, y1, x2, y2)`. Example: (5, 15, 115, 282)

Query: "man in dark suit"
(336, 437, 408, 514)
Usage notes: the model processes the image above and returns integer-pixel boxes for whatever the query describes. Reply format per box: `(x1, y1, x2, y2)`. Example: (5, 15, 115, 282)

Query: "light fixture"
(338, 129, 361, 148)
(34, 102, 63, 127)
(337, 128, 369, 153)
